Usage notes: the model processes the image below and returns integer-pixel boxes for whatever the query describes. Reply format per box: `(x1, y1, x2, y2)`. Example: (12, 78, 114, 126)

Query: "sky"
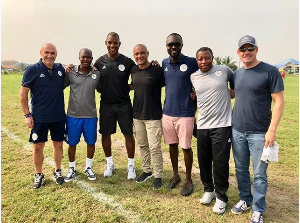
(1, 0, 299, 67)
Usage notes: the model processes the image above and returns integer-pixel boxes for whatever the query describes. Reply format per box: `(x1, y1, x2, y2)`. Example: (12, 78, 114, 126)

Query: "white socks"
(85, 158, 93, 170)
(69, 161, 76, 170)
(106, 156, 113, 165)
(128, 158, 134, 167)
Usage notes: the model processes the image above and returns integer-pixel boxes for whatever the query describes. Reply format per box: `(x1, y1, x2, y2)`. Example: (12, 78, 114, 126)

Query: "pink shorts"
(162, 114, 194, 149)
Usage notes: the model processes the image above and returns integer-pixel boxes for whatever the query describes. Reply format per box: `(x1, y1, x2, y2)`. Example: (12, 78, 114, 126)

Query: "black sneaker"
(153, 178, 162, 190)
(52, 169, 64, 185)
(33, 173, 45, 189)
(136, 172, 153, 183)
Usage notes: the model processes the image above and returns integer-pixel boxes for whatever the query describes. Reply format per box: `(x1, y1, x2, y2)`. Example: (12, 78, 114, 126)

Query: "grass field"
(1, 73, 299, 222)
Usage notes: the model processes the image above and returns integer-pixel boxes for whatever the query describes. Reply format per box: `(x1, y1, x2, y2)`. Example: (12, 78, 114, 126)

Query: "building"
(274, 58, 299, 74)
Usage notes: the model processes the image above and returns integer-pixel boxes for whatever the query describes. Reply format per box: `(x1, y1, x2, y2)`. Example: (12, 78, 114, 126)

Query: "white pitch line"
(1, 126, 141, 223)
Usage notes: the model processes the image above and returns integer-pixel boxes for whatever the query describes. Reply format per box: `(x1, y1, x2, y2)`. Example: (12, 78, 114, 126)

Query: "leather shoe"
(181, 181, 193, 196)
(167, 177, 181, 189)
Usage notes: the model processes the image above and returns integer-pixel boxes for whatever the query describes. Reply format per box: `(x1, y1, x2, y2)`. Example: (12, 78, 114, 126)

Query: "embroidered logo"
(180, 64, 188, 72)
(39, 74, 45, 77)
(118, 64, 125, 71)
(164, 67, 168, 71)
(91, 73, 97, 79)
(58, 71, 62, 76)
(215, 71, 222, 76)
(32, 133, 38, 141)
(102, 65, 106, 69)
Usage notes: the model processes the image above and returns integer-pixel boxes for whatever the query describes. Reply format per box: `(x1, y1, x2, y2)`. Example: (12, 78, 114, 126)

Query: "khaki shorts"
(162, 114, 194, 149)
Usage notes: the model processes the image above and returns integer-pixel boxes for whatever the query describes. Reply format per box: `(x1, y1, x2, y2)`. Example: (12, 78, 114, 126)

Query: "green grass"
(1, 73, 299, 222)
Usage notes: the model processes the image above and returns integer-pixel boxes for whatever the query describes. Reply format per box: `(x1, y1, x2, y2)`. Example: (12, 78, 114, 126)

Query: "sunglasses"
(166, 42, 182, 48)
(48, 69, 53, 80)
(238, 46, 256, 52)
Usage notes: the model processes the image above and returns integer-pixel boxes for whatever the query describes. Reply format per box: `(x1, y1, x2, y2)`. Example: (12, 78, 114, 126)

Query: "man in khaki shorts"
(162, 33, 198, 196)
(130, 44, 165, 190)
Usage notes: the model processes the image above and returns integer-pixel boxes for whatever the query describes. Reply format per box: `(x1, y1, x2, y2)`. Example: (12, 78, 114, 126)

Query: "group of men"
(19, 32, 284, 223)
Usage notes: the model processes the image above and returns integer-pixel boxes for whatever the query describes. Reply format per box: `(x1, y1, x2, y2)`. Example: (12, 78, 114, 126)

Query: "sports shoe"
(104, 163, 115, 177)
(136, 172, 153, 183)
(65, 167, 76, 182)
(33, 173, 45, 189)
(213, 197, 227, 214)
(200, 191, 216, 204)
(52, 169, 64, 185)
(251, 211, 263, 223)
(127, 165, 136, 180)
(231, 200, 251, 214)
(153, 178, 162, 190)
(85, 167, 96, 181)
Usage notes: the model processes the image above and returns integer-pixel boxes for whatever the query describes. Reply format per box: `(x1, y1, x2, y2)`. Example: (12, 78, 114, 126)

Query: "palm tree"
(214, 56, 223, 65)
(221, 56, 238, 71)
(214, 56, 238, 70)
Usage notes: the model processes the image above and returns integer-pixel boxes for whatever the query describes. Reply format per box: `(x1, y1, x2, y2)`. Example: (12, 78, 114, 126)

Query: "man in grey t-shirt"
(64, 48, 101, 182)
(190, 47, 234, 215)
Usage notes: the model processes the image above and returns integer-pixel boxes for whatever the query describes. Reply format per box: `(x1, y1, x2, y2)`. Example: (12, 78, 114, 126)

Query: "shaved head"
(79, 48, 93, 57)
(40, 43, 57, 68)
(133, 44, 148, 53)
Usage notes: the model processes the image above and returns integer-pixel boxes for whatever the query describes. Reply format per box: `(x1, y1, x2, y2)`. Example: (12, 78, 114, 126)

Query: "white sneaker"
(127, 165, 136, 180)
(251, 211, 263, 223)
(213, 197, 227, 214)
(200, 191, 216, 204)
(104, 163, 115, 177)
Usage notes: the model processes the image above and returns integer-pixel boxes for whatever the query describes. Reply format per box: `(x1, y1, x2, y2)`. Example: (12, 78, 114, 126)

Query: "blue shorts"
(29, 121, 65, 143)
(65, 117, 98, 146)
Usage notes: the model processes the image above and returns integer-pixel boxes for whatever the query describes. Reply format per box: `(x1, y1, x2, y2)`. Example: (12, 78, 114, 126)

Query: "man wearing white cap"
(231, 35, 284, 223)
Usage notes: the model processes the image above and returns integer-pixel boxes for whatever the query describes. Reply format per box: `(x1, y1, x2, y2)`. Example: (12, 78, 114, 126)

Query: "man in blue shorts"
(162, 33, 198, 196)
(230, 35, 284, 223)
(64, 48, 101, 182)
(19, 43, 65, 189)
(93, 32, 136, 180)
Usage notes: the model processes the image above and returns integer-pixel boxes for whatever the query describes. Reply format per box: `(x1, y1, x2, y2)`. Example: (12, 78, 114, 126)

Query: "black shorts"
(29, 121, 65, 143)
(99, 103, 133, 135)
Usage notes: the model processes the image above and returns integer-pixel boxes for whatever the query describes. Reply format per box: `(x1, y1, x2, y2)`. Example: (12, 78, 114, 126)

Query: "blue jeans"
(232, 128, 268, 213)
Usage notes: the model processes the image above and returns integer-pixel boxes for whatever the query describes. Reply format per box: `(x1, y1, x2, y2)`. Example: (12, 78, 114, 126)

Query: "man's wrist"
(24, 113, 32, 118)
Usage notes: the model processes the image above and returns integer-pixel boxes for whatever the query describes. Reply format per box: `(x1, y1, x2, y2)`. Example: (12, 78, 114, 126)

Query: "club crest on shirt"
(180, 64, 188, 72)
(91, 73, 97, 79)
(39, 74, 45, 77)
(215, 71, 222, 76)
(118, 64, 125, 71)
(32, 133, 38, 141)
(58, 71, 63, 76)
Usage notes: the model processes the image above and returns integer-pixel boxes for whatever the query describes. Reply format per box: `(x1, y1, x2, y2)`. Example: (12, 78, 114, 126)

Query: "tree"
(214, 56, 238, 71)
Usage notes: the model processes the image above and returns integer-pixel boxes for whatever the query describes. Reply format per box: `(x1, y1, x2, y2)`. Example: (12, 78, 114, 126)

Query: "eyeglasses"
(238, 46, 256, 52)
(48, 69, 53, 80)
(166, 42, 182, 48)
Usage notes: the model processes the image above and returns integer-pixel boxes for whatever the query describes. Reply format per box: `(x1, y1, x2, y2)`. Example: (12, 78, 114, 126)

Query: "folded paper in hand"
(260, 141, 279, 163)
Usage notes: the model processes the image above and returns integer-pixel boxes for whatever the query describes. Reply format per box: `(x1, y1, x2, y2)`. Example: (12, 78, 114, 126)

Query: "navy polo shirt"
(21, 59, 65, 122)
(162, 54, 198, 117)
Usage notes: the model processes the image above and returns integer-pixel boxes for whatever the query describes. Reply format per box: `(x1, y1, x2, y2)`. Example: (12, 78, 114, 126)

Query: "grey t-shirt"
(64, 66, 101, 118)
(190, 65, 234, 129)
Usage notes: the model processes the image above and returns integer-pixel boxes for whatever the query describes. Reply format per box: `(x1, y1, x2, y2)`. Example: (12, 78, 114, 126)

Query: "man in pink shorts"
(162, 33, 198, 196)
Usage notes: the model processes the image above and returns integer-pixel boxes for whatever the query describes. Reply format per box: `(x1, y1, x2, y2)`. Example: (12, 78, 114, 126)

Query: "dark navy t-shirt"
(131, 64, 165, 120)
(162, 54, 198, 117)
(94, 54, 135, 105)
(21, 59, 65, 123)
(232, 62, 284, 133)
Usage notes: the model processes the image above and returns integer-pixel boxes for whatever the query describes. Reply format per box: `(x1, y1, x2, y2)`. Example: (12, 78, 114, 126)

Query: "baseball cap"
(238, 35, 257, 48)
